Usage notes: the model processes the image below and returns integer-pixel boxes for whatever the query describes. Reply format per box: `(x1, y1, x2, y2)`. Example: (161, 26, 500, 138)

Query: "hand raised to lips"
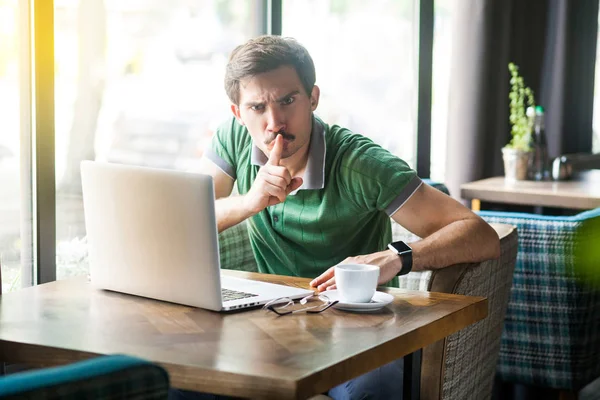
(244, 135, 303, 213)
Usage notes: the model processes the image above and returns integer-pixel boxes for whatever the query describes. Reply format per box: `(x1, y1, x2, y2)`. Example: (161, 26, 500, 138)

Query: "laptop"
(80, 161, 314, 311)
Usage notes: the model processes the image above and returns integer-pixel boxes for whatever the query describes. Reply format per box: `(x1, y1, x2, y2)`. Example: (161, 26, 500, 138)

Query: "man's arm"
(194, 157, 235, 199)
(310, 183, 500, 291)
(194, 157, 250, 233)
(391, 183, 500, 270)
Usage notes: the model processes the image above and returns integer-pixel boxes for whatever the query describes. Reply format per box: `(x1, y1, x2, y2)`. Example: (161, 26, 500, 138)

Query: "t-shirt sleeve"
(339, 136, 422, 216)
(203, 118, 239, 179)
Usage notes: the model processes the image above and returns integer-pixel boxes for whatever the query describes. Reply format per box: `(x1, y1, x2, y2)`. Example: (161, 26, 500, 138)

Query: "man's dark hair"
(224, 35, 316, 105)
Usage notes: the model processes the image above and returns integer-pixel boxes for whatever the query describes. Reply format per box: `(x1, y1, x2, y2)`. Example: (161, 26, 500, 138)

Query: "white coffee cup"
(334, 263, 380, 303)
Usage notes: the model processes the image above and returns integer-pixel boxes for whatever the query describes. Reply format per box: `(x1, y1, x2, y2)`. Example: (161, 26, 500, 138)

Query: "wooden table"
(460, 171, 600, 211)
(0, 270, 487, 399)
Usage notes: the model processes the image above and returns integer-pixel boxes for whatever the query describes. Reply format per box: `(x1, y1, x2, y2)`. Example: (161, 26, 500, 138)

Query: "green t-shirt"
(205, 115, 421, 280)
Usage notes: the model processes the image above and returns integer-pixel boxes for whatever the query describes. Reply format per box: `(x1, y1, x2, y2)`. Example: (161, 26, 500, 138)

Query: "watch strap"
(388, 241, 413, 276)
(397, 251, 412, 276)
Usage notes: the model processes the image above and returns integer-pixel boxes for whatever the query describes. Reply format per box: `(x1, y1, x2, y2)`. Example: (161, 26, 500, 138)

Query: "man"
(175, 35, 499, 400)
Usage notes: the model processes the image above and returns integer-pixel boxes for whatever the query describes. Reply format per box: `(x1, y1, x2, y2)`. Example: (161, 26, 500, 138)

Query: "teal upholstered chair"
(479, 208, 600, 393)
(0, 355, 169, 399)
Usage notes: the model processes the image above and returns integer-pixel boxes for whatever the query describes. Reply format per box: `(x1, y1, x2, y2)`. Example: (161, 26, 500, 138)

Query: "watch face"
(390, 241, 411, 254)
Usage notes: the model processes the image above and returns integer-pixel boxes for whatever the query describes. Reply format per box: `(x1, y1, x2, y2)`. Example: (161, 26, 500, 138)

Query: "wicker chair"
(393, 222, 517, 399)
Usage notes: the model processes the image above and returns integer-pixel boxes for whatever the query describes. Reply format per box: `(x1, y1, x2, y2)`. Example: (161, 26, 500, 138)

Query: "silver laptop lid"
(81, 161, 223, 310)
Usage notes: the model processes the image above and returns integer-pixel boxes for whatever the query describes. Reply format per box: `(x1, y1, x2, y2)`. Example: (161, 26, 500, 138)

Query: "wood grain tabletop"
(460, 172, 600, 210)
(0, 270, 487, 399)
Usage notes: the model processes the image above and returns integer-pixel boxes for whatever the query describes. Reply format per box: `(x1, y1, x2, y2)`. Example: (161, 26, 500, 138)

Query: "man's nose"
(266, 106, 286, 132)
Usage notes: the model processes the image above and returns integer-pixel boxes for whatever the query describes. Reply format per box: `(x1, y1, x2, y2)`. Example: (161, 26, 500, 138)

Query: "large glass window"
(54, 0, 262, 279)
(282, 0, 419, 168)
(0, 0, 33, 292)
(430, 0, 454, 183)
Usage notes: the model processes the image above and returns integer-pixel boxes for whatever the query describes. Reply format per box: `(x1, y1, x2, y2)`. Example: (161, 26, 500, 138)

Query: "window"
(0, 0, 34, 292)
(430, 0, 454, 183)
(282, 0, 420, 168)
(54, 0, 262, 279)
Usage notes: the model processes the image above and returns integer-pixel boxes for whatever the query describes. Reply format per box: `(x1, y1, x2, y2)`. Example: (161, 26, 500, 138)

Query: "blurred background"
(2, 2, 600, 399)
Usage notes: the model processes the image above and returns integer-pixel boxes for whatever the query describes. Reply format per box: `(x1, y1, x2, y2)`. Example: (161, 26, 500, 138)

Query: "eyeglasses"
(263, 293, 338, 316)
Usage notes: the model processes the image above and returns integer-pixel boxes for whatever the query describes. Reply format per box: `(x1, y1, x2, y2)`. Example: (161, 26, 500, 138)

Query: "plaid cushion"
(480, 208, 600, 390)
(218, 221, 257, 272)
(0, 355, 169, 399)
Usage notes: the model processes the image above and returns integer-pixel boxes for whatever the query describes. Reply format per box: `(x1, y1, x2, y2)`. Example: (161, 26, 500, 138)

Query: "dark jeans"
(169, 358, 404, 400)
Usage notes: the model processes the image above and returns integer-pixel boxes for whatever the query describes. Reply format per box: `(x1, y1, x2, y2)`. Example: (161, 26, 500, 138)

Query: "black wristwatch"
(388, 240, 413, 276)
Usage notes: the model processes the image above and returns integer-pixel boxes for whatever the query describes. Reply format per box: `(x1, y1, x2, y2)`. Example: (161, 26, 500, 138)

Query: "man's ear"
(310, 85, 320, 111)
(230, 104, 245, 125)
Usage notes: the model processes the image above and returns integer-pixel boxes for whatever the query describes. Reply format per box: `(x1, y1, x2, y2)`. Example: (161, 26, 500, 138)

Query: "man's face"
(231, 65, 319, 160)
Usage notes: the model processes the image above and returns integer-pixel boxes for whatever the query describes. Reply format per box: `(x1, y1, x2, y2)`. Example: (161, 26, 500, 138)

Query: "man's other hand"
(309, 250, 402, 292)
(245, 135, 303, 213)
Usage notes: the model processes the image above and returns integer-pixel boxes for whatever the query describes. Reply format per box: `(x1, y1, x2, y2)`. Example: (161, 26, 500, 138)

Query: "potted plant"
(503, 62, 535, 182)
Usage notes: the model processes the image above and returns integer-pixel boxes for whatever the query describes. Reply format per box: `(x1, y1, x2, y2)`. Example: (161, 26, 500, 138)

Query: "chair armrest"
(420, 223, 518, 400)
(478, 209, 600, 277)
(0, 355, 169, 399)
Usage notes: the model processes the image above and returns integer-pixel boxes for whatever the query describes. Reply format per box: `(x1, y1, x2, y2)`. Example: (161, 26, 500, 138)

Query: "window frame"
(417, 0, 434, 178)
(33, 0, 56, 284)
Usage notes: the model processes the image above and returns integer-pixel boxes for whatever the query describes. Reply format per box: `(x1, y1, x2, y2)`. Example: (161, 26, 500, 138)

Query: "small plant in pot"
(503, 62, 535, 182)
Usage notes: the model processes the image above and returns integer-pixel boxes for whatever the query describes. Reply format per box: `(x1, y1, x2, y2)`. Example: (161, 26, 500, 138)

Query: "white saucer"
(320, 290, 394, 312)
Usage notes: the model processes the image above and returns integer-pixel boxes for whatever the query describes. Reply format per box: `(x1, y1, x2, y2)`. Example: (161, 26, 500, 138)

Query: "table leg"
(471, 199, 481, 211)
(403, 349, 422, 400)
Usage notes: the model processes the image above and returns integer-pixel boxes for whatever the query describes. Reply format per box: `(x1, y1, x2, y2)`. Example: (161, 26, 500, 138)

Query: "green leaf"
(507, 62, 535, 149)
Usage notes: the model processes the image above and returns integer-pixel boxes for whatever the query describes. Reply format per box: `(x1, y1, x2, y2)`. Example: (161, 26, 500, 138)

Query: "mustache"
(264, 131, 295, 145)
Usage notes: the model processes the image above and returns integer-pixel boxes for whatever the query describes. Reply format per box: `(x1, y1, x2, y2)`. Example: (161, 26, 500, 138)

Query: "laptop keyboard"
(221, 288, 259, 302)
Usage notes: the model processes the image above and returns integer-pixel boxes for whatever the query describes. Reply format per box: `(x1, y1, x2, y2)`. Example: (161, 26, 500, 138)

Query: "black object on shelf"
(552, 153, 600, 180)
(528, 106, 550, 181)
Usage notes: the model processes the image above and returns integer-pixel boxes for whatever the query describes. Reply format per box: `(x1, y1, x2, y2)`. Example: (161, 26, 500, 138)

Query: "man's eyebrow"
(276, 90, 300, 102)
(243, 90, 300, 108)
(243, 100, 264, 108)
